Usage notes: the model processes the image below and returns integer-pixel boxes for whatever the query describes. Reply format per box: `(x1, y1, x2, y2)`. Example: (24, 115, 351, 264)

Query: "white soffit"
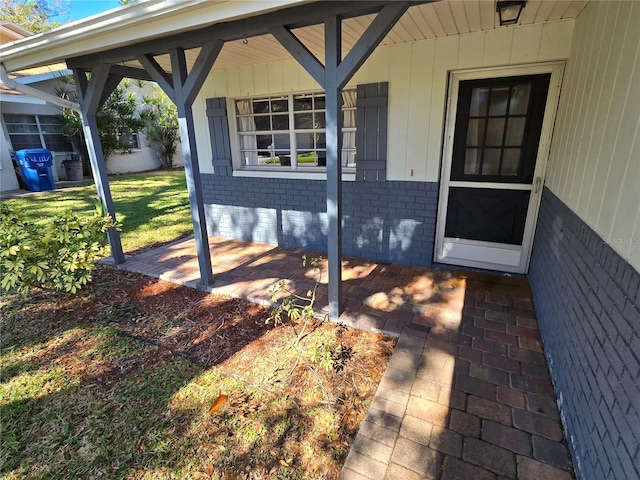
(127, 0, 589, 73)
(1, 0, 589, 74)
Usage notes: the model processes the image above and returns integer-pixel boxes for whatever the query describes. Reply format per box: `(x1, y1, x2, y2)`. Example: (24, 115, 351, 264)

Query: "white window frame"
(228, 90, 357, 180)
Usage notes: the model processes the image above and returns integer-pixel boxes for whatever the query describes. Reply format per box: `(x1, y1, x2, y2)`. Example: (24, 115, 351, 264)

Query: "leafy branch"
(0, 202, 119, 296)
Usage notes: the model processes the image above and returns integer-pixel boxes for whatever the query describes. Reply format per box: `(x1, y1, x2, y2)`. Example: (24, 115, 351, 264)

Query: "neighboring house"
(0, 21, 182, 193)
(0, 2, 637, 480)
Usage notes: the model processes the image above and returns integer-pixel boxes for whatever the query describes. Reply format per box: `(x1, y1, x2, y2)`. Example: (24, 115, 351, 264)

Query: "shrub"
(139, 86, 180, 169)
(0, 203, 118, 295)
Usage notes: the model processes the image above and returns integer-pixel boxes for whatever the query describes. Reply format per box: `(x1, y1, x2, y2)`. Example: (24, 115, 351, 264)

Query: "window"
(234, 90, 357, 169)
(120, 132, 141, 150)
(3, 114, 73, 152)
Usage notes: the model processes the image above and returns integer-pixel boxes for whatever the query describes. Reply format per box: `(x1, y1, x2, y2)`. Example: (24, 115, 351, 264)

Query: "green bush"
(0, 203, 118, 295)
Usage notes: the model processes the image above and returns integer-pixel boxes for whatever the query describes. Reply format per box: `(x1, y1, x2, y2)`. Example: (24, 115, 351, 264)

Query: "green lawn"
(2, 170, 192, 254)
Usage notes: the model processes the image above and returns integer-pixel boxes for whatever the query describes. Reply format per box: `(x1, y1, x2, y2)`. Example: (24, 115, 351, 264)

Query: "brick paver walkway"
(113, 236, 575, 479)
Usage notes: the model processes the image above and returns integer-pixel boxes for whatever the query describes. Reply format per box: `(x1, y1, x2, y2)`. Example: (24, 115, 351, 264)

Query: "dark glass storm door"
(435, 73, 552, 273)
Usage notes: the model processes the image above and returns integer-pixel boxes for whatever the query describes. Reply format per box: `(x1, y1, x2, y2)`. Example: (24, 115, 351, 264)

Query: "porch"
(115, 237, 574, 479)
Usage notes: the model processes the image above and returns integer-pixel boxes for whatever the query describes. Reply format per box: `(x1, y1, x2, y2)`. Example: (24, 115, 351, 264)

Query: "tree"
(139, 85, 180, 169)
(56, 77, 143, 172)
(0, 0, 61, 33)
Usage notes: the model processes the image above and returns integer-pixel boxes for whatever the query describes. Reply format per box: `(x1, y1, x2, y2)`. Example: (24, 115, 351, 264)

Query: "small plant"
(268, 255, 322, 345)
(268, 255, 353, 376)
(0, 202, 119, 295)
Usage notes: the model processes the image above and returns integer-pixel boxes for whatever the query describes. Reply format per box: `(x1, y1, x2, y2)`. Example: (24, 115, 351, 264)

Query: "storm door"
(435, 69, 558, 273)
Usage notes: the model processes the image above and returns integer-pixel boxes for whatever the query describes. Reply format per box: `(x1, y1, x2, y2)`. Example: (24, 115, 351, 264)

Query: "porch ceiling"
(193, 0, 589, 72)
(1, 0, 588, 77)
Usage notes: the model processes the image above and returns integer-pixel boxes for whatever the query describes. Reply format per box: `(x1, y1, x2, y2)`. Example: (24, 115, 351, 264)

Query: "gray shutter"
(206, 97, 232, 176)
(356, 82, 388, 182)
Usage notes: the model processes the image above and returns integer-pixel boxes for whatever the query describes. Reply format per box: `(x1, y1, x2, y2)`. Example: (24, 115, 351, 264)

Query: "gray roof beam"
(337, 2, 413, 89)
(270, 25, 325, 87)
(137, 54, 175, 102)
(183, 39, 224, 105)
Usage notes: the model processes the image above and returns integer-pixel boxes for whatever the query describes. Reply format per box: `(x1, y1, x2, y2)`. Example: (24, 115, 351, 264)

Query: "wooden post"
(74, 67, 125, 264)
(325, 15, 343, 321)
(170, 48, 215, 286)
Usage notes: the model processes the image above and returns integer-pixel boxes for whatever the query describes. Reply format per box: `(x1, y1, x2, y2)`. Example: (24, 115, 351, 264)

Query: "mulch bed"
(1, 266, 396, 479)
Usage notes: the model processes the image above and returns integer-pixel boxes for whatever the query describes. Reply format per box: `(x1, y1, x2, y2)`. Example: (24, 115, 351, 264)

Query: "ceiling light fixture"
(496, 0, 527, 26)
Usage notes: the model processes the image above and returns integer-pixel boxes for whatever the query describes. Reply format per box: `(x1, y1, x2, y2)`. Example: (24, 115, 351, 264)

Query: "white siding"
(197, 20, 575, 180)
(546, 1, 640, 270)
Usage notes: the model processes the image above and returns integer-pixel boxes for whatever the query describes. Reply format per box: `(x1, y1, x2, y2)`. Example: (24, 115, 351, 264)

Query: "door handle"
(534, 177, 542, 193)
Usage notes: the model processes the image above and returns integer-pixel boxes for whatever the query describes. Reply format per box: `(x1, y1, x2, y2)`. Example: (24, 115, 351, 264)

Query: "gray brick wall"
(529, 187, 640, 480)
(201, 174, 439, 267)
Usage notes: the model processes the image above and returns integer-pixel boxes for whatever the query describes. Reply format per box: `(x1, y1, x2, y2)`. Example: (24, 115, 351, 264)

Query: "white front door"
(435, 64, 563, 274)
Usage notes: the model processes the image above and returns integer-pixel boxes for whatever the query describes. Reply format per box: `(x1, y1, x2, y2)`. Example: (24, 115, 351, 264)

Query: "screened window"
(3, 114, 73, 152)
(235, 90, 356, 169)
(463, 83, 531, 177)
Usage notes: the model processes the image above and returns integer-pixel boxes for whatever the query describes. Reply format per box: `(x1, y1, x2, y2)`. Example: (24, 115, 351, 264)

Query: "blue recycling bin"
(15, 148, 55, 192)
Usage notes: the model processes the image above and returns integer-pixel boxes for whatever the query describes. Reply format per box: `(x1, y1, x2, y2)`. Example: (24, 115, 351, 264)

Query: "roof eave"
(0, 0, 315, 73)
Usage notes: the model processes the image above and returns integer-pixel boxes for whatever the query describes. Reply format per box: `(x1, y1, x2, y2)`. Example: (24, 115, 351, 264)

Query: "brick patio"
(113, 236, 575, 479)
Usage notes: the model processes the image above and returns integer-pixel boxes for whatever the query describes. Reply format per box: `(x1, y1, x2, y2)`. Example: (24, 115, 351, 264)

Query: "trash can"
(62, 154, 84, 181)
(15, 148, 55, 192)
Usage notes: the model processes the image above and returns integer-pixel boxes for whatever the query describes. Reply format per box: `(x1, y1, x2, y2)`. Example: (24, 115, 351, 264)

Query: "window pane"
(294, 112, 313, 129)
(44, 134, 72, 152)
(466, 119, 485, 146)
(343, 108, 356, 128)
(6, 123, 39, 134)
(488, 87, 509, 116)
(314, 113, 326, 129)
(501, 148, 521, 176)
(271, 99, 288, 113)
(297, 151, 317, 167)
(9, 134, 42, 150)
(271, 114, 289, 130)
(342, 150, 355, 167)
(294, 97, 312, 111)
(253, 100, 269, 114)
(486, 118, 505, 146)
(509, 84, 531, 115)
(237, 116, 256, 132)
(296, 132, 314, 151)
(505, 117, 526, 146)
(464, 148, 481, 175)
(40, 122, 64, 134)
(39, 115, 64, 127)
(4, 114, 36, 124)
(314, 96, 325, 109)
(482, 148, 501, 175)
(254, 116, 270, 131)
(470, 88, 489, 116)
(316, 133, 326, 149)
(256, 134, 272, 150)
(272, 134, 290, 154)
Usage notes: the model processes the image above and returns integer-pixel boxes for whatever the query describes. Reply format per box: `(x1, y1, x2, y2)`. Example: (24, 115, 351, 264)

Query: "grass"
(2, 170, 192, 254)
(0, 268, 396, 479)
